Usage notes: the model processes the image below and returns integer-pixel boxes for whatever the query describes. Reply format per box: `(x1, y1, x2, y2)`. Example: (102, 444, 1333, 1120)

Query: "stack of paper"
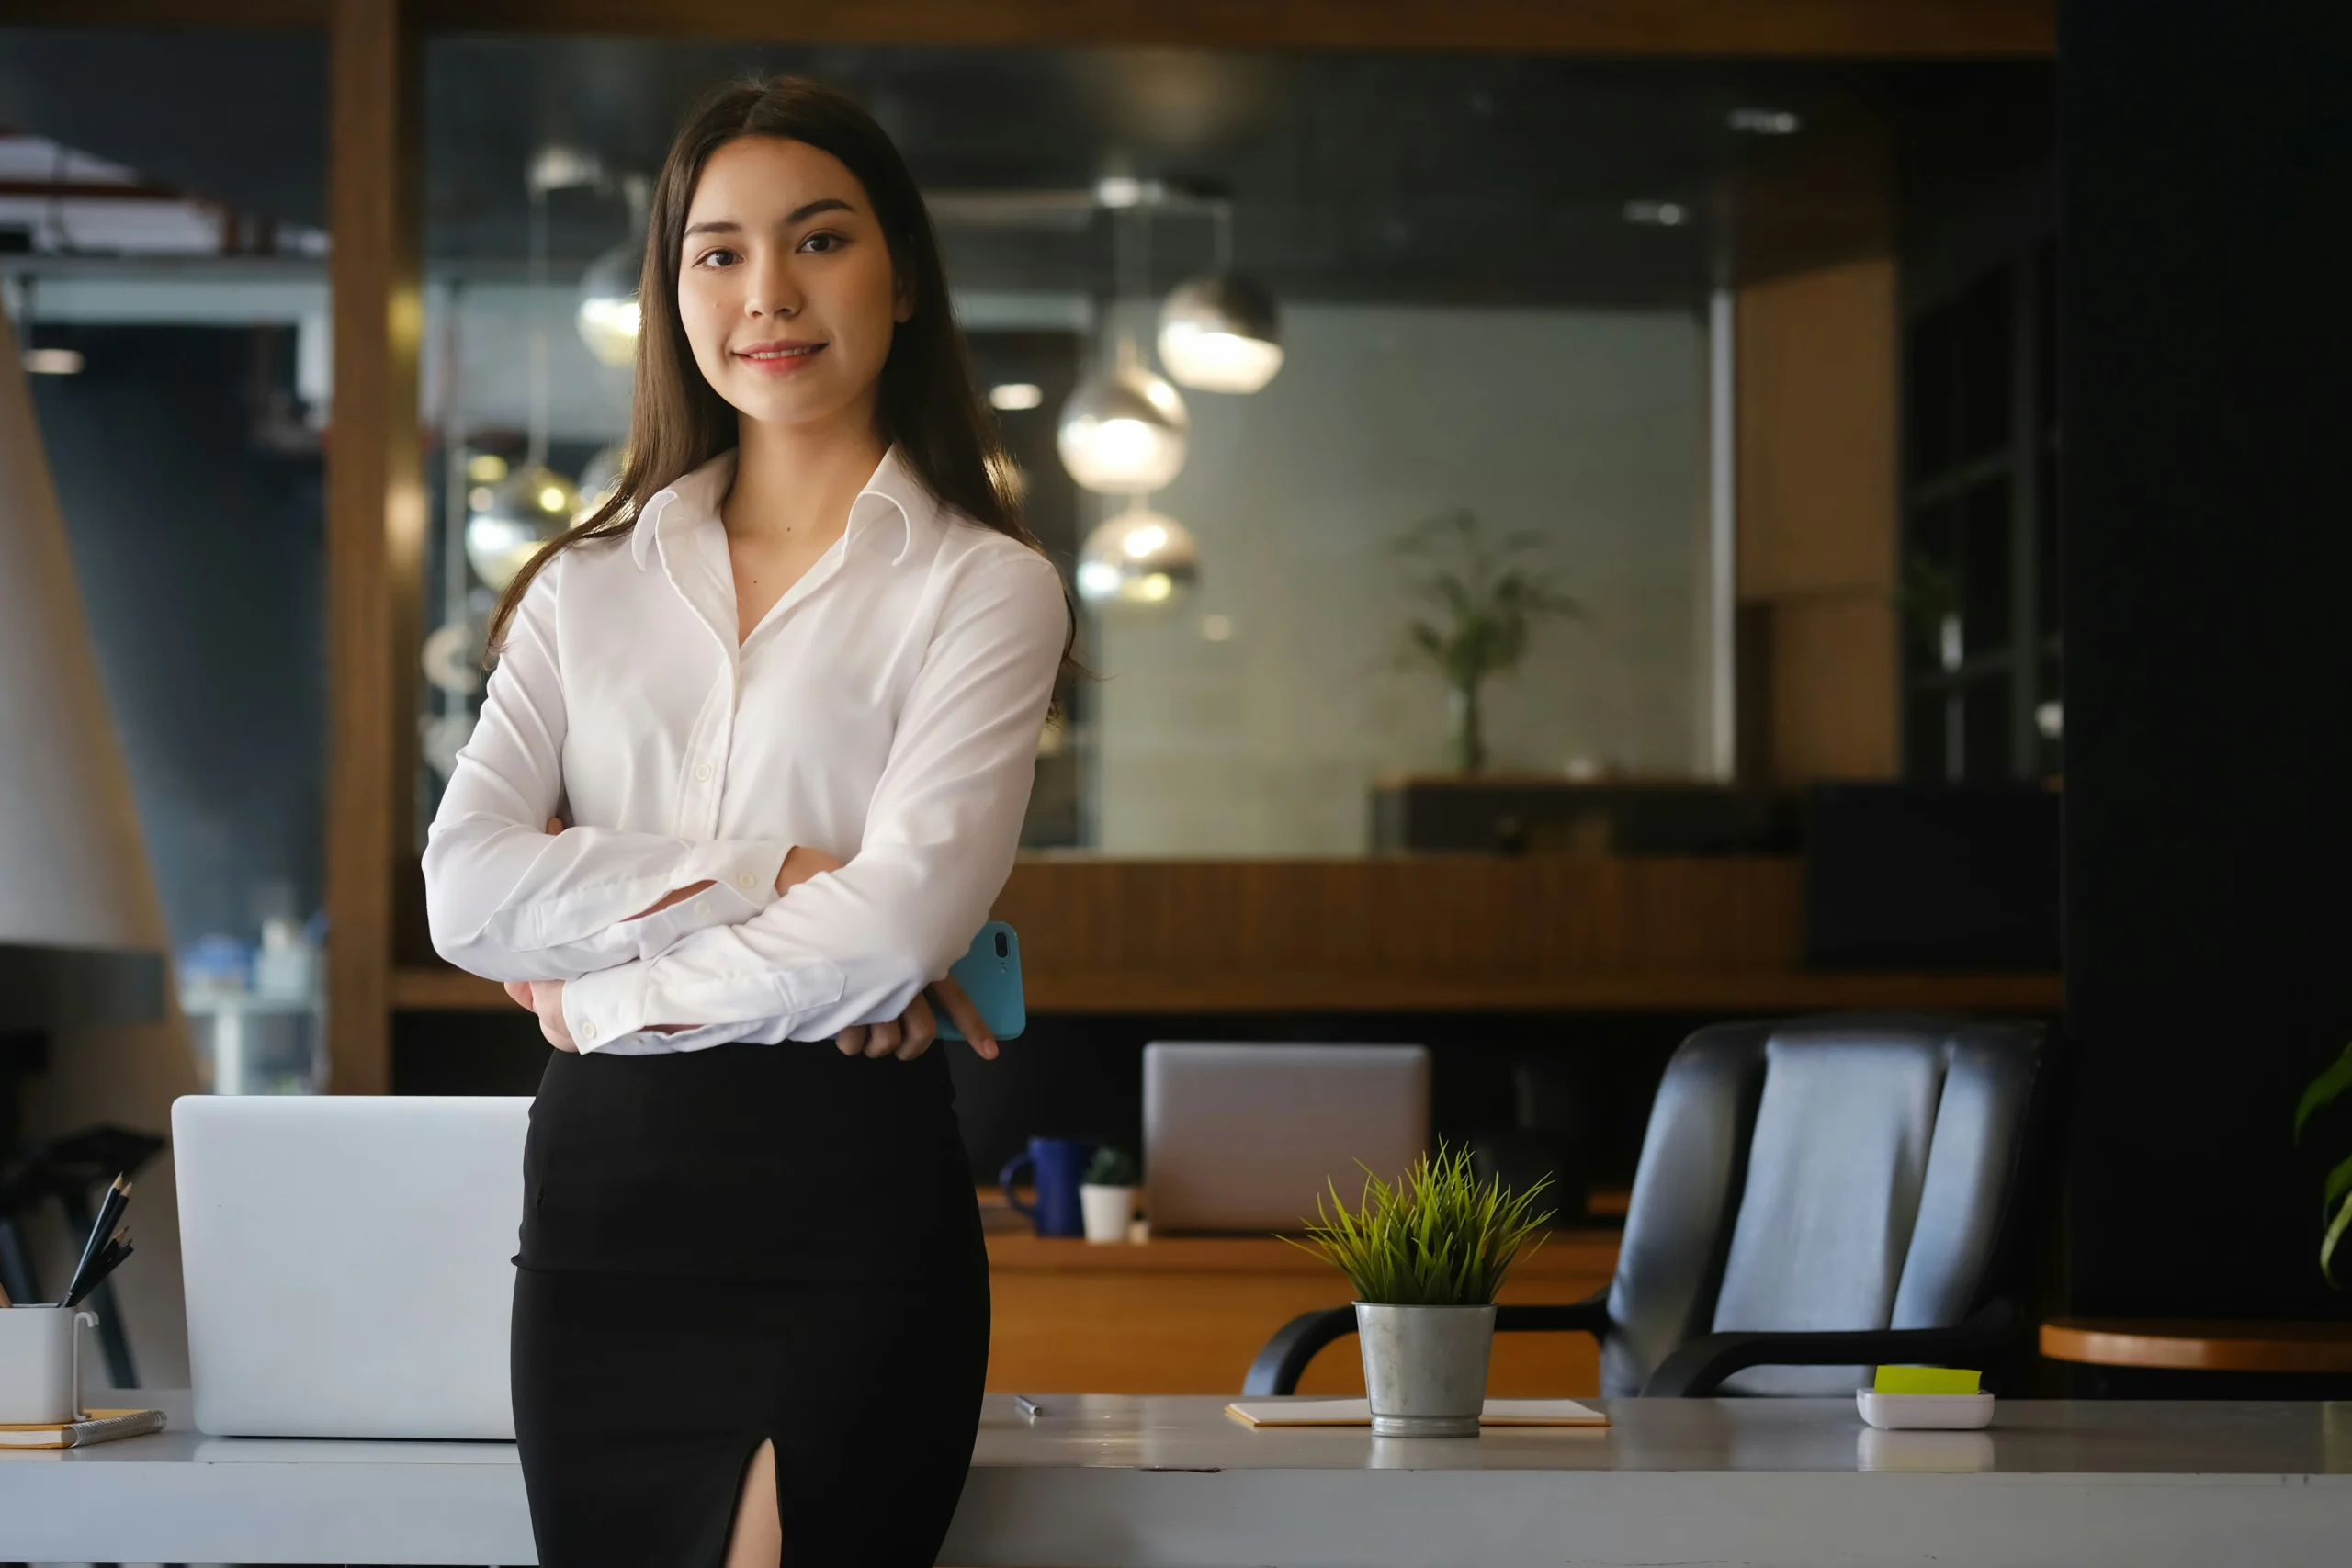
(1226, 1398, 1606, 1427)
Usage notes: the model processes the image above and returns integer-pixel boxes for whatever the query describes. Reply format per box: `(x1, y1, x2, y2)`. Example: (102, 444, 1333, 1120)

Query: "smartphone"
(936, 920, 1025, 1041)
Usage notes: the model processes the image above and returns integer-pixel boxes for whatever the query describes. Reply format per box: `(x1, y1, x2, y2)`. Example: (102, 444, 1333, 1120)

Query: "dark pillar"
(2061, 1, 2352, 1316)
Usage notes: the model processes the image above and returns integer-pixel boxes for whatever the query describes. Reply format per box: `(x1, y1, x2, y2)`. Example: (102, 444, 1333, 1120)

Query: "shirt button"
(580, 1021, 598, 1043)
(735, 873, 756, 891)
(692, 899, 709, 916)
(693, 761, 714, 782)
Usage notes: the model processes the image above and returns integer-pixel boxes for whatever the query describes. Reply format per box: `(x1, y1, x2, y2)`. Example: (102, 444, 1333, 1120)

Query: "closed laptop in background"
(174, 1094, 528, 1438)
(1143, 1043, 1430, 1234)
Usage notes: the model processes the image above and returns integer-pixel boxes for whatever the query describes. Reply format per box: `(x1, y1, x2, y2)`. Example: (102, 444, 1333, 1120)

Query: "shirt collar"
(629, 442, 932, 571)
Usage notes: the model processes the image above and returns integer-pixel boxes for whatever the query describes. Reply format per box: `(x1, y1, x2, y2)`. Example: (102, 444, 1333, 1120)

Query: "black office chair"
(1246, 1014, 2045, 1398)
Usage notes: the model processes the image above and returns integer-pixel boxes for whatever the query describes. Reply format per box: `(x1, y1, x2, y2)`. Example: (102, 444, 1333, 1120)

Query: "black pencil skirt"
(509, 1040, 990, 1568)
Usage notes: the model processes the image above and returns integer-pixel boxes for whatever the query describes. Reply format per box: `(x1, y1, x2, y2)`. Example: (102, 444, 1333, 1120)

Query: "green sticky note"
(1873, 1365, 1981, 1395)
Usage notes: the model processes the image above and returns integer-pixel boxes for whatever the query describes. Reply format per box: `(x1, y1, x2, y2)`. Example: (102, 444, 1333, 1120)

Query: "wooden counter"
(982, 1225, 1622, 1397)
(2040, 1318, 2352, 1374)
(391, 855, 2061, 1014)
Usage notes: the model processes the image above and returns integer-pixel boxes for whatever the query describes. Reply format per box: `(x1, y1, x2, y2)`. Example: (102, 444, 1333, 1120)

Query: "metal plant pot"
(1354, 1302, 1496, 1438)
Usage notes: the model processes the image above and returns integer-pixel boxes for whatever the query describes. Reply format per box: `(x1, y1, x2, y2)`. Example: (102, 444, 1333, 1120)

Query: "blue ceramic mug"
(1000, 1136, 1097, 1238)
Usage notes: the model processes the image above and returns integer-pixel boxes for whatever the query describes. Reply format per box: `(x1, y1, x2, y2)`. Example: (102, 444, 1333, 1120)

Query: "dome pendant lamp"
(466, 463, 579, 591)
(1158, 272, 1283, 393)
(1057, 334, 1190, 494)
(575, 175, 652, 368)
(1076, 494, 1200, 611)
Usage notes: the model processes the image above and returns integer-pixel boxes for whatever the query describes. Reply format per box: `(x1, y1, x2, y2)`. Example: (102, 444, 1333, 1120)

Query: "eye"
(799, 231, 846, 254)
(692, 246, 741, 269)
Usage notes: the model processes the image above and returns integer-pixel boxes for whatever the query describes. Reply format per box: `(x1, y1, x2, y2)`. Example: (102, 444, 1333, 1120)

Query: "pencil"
(60, 1176, 132, 1309)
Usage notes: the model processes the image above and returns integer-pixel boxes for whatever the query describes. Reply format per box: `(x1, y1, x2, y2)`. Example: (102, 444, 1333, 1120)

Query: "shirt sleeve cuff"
(563, 964, 648, 1053)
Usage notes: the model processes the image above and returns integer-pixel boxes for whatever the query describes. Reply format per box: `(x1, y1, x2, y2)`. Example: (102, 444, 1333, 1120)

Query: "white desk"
(5, 1392, 2348, 1566)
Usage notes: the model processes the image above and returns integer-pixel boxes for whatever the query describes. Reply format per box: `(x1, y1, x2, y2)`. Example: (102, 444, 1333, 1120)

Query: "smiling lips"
(737, 339, 826, 371)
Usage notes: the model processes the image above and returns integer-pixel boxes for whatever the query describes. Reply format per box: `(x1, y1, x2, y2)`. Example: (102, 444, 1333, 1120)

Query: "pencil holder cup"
(0, 1306, 99, 1425)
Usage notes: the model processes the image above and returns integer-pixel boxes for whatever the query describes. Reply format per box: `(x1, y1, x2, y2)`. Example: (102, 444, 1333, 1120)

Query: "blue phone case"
(937, 920, 1025, 1041)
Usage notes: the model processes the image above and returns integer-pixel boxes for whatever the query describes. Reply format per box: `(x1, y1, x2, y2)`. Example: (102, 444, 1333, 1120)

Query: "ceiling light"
(1077, 499, 1199, 610)
(1057, 339, 1190, 494)
(528, 143, 604, 195)
(1094, 175, 1168, 209)
(20, 347, 83, 375)
(1158, 274, 1283, 394)
(989, 382, 1044, 411)
(576, 239, 642, 368)
(1729, 108, 1802, 135)
(1623, 200, 1690, 227)
(466, 463, 578, 590)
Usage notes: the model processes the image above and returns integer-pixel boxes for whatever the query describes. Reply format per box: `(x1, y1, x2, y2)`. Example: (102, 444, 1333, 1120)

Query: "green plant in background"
(1084, 1145, 1140, 1187)
(2293, 1043, 2352, 1283)
(1289, 1142, 1555, 1305)
(1395, 510, 1581, 773)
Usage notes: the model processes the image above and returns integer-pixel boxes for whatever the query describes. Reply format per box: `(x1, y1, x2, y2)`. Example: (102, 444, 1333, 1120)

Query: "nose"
(743, 247, 801, 321)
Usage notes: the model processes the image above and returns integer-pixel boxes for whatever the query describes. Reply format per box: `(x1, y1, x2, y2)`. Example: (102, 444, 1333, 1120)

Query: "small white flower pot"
(1354, 1302, 1496, 1438)
(1079, 1183, 1138, 1244)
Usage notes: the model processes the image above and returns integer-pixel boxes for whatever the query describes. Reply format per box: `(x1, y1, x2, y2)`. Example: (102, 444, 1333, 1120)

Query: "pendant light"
(1057, 334, 1189, 494)
(466, 152, 581, 591)
(466, 462, 579, 590)
(1076, 495, 1199, 610)
(575, 175, 650, 368)
(1157, 203, 1282, 394)
(575, 244, 640, 367)
(1158, 274, 1283, 393)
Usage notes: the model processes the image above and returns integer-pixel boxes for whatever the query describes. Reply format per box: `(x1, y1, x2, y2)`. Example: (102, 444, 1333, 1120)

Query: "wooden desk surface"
(2041, 1318, 2352, 1373)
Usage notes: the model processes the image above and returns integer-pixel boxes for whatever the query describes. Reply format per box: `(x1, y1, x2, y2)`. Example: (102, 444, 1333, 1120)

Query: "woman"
(422, 75, 1071, 1568)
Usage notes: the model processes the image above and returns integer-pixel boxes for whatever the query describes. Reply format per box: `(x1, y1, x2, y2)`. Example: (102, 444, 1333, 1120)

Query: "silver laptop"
(1143, 1043, 1430, 1234)
(174, 1094, 529, 1438)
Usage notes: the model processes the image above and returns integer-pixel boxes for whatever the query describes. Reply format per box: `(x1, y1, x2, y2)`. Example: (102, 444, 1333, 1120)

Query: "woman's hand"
(835, 975, 998, 1064)
(505, 977, 578, 1052)
(777, 843, 845, 893)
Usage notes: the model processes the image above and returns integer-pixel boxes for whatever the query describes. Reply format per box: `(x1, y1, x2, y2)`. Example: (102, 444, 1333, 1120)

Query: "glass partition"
(412, 40, 2052, 857)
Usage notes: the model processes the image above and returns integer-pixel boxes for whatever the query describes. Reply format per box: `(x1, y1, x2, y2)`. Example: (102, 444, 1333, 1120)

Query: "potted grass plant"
(1289, 1144, 1554, 1437)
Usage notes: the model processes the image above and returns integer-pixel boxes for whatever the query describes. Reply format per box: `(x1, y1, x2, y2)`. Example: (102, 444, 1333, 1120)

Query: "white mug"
(0, 1305, 100, 1425)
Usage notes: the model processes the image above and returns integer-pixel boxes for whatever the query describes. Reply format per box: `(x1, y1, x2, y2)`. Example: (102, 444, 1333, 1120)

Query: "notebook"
(0, 1407, 168, 1449)
(1225, 1398, 1606, 1427)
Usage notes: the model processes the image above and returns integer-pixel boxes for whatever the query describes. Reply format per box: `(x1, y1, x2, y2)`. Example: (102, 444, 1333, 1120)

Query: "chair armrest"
(1243, 1307, 1359, 1397)
(1243, 1290, 1614, 1397)
(1640, 1302, 2020, 1398)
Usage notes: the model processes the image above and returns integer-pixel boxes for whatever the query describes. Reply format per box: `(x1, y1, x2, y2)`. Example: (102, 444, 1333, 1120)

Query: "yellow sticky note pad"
(1873, 1365, 1981, 1395)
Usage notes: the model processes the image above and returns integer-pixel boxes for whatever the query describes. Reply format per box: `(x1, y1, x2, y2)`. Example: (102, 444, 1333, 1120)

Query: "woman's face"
(676, 135, 912, 434)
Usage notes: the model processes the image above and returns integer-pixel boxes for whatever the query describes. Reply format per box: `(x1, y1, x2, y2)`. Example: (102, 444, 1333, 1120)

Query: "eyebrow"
(683, 197, 856, 239)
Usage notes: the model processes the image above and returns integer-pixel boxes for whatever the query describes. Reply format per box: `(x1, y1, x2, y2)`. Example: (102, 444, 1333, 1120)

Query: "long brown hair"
(489, 74, 1070, 670)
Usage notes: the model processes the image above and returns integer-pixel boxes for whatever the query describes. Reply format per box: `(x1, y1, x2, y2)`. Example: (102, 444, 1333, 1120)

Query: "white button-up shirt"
(422, 444, 1067, 1055)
